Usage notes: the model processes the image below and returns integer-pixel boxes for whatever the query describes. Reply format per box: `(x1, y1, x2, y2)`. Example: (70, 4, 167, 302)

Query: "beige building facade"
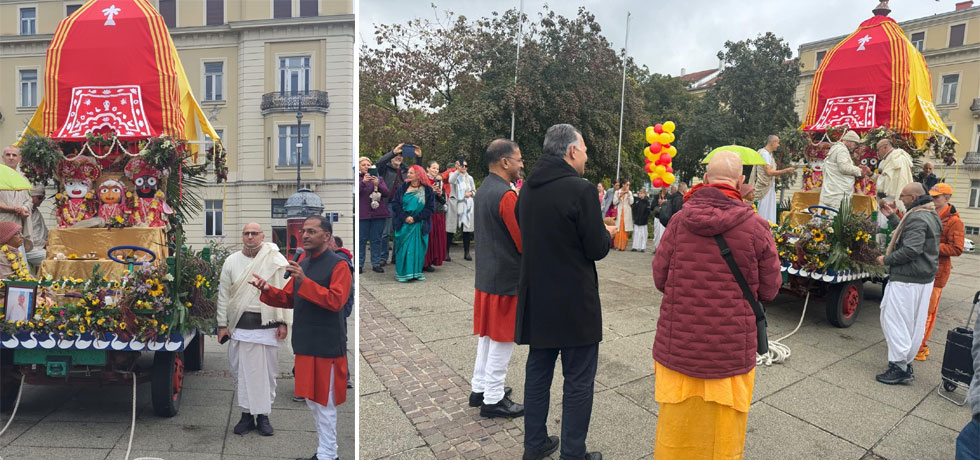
(0, 0, 355, 250)
(795, 3, 980, 242)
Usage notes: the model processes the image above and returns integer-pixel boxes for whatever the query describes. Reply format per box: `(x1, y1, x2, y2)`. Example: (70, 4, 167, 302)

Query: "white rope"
(0, 373, 25, 438)
(122, 370, 164, 460)
(757, 291, 811, 366)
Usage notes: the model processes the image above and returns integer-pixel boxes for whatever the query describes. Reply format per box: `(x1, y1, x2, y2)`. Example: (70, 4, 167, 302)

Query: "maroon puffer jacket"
(652, 186, 782, 379)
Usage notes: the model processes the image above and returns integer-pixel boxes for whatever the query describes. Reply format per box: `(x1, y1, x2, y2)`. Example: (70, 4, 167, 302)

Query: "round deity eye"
(135, 177, 145, 187)
(147, 177, 158, 187)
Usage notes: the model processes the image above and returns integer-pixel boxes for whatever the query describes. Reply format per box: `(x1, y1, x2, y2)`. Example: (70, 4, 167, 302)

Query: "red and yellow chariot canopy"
(802, 15, 957, 148)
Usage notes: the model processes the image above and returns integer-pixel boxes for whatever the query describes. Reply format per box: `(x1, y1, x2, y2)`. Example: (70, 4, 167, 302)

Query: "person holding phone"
(359, 157, 391, 274)
(377, 143, 420, 265)
(447, 157, 476, 261)
(424, 161, 447, 271)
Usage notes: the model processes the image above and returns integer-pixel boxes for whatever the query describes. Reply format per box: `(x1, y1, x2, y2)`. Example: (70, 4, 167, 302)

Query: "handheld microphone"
(284, 248, 304, 279)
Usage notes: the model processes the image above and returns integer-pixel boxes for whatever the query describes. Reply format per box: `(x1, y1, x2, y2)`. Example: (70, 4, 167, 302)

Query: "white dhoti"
(653, 220, 665, 250)
(307, 364, 338, 459)
(758, 185, 777, 224)
(228, 328, 279, 416)
(471, 335, 516, 405)
(880, 280, 933, 366)
(632, 224, 648, 251)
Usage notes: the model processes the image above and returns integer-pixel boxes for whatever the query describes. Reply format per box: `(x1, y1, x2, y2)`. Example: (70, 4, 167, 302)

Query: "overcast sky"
(358, 0, 959, 75)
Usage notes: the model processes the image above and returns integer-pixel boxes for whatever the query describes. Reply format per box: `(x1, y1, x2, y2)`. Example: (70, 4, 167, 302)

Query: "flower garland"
(130, 190, 166, 224)
(1, 245, 34, 282)
(55, 190, 97, 226)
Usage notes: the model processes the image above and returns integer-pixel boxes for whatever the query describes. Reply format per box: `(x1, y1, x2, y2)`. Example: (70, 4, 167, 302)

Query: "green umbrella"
(0, 165, 33, 191)
(701, 145, 767, 165)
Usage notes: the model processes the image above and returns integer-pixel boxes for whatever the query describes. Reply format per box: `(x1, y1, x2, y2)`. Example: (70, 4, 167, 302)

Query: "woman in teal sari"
(391, 165, 435, 282)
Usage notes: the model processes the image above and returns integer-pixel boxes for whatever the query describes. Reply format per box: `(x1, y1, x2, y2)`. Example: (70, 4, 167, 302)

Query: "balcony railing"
(261, 90, 329, 114)
(963, 151, 980, 168)
(970, 98, 980, 117)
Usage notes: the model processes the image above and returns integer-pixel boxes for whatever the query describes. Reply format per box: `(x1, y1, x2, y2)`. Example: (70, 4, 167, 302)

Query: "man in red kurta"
(469, 139, 525, 418)
(251, 216, 352, 460)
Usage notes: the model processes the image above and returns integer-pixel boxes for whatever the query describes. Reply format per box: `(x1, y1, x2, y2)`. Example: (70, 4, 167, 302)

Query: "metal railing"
(970, 98, 980, 116)
(260, 90, 329, 114)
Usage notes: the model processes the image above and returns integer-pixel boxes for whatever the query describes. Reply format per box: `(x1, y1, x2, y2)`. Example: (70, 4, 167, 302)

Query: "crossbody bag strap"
(713, 234, 766, 322)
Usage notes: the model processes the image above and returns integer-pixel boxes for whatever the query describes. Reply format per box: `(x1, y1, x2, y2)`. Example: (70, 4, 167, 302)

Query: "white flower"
(163, 273, 174, 282)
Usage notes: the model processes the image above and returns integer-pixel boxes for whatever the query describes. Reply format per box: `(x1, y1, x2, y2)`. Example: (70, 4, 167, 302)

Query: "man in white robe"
(818, 131, 871, 209)
(875, 139, 914, 212)
(750, 135, 796, 224)
(217, 223, 290, 436)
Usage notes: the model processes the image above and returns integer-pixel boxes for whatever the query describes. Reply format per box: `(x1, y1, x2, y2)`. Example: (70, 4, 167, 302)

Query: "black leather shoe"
(372, 266, 384, 273)
(464, 252, 472, 261)
(522, 435, 559, 460)
(876, 362, 913, 385)
(480, 396, 524, 418)
(445, 254, 452, 262)
(585, 452, 603, 460)
(469, 386, 513, 407)
(256, 414, 274, 436)
(359, 266, 363, 274)
(234, 412, 255, 435)
(295, 455, 318, 460)
(423, 265, 435, 272)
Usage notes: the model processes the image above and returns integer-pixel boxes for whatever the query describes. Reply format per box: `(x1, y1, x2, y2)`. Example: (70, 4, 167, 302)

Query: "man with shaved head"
(919, 161, 939, 191)
(651, 150, 781, 458)
(750, 135, 796, 223)
(874, 182, 941, 385)
(217, 222, 291, 436)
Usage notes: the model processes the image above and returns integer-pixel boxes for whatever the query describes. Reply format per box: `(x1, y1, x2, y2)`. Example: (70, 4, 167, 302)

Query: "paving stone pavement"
(359, 244, 979, 459)
(0, 318, 354, 460)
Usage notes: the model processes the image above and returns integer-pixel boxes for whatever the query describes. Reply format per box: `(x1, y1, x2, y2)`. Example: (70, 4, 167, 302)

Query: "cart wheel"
(183, 334, 205, 372)
(943, 380, 958, 392)
(151, 351, 184, 417)
(826, 281, 863, 328)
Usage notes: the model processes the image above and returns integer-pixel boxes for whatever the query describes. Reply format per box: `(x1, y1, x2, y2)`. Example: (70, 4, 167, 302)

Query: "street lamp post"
(295, 99, 303, 192)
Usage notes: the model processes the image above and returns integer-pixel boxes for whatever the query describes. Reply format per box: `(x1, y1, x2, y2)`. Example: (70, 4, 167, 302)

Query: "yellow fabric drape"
(40, 227, 169, 281)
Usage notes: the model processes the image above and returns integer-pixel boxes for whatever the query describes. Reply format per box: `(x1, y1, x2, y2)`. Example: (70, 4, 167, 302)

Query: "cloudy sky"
(358, 0, 958, 75)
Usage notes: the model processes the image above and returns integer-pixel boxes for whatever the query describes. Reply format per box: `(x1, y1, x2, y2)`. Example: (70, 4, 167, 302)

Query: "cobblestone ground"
(0, 320, 354, 460)
(359, 243, 979, 460)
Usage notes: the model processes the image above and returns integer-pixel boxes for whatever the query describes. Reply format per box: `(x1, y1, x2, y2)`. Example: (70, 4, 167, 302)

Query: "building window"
(159, 0, 176, 28)
(910, 32, 924, 52)
(205, 200, 224, 236)
(19, 70, 38, 108)
(966, 226, 979, 236)
(20, 8, 36, 35)
(271, 199, 287, 218)
(940, 75, 959, 105)
(970, 180, 980, 208)
(66, 4, 82, 17)
(274, 0, 292, 18)
(949, 24, 966, 48)
(206, 0, 223, 25)
(300, 0, 318, 17)
(278, 124, 311, 166)
(279, 56, 311, 95)
(204, 62, 224, 101)
(815, 50, 826, 69)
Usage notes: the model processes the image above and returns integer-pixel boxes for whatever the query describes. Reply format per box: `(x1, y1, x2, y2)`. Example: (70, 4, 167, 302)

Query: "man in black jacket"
(657, 182, 687, 228)
(516, 124, 616, 460)
(630, 189, 652, 252)
(377, 144, 417, 264)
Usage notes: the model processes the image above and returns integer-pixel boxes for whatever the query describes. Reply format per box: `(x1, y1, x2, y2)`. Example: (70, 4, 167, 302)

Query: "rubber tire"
(183, 333, 205, 372)
(151, 351, 183, 417)
(0, 350, 20, 413)
(826, 281, 864, 328)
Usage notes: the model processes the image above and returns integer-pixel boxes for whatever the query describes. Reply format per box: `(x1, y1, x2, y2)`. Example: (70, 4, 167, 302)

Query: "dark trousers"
(524, 343, 598, 459)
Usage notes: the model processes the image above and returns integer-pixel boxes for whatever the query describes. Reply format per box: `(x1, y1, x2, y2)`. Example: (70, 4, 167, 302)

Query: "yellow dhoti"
(654, 361, 755, 460)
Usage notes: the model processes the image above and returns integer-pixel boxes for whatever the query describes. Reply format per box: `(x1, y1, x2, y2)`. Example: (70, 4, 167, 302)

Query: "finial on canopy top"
(873, 1, 891, 16)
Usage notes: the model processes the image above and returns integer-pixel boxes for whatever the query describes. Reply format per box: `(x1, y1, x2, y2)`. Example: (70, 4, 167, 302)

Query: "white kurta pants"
(307, 364, 338, 459)
(227, 329, 279, 416)
(758, 185, 777, 224)
(880, 280, 933, 366)
(471, 336, 516, 405)
(653, 220, 666, 250)
(632, 224, 648, 251)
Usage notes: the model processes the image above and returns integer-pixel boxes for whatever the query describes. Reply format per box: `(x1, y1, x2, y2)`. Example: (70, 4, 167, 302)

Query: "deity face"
(99, 183, 123, 204)
(65, 179, 90, 199)
(133, 175, 159, 198)
(811, 157, 825, 173)
(859, 149, 879, 171)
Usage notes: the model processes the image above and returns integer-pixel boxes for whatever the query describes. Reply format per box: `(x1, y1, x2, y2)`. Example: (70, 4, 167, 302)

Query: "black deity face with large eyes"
(134, 175, 159, 198)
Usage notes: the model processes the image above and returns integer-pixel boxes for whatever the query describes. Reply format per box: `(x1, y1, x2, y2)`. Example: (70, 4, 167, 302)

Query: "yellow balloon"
(648, 173, 656, 181)
(656, 133, 668, 145)
(668, 146, 677, 157)
(645, 127, 657, 145)
(654, 165, 666, 175)
(663, 121, 676, 133)
(663, 172, 676, 184)
(664, 132, 675, 144)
